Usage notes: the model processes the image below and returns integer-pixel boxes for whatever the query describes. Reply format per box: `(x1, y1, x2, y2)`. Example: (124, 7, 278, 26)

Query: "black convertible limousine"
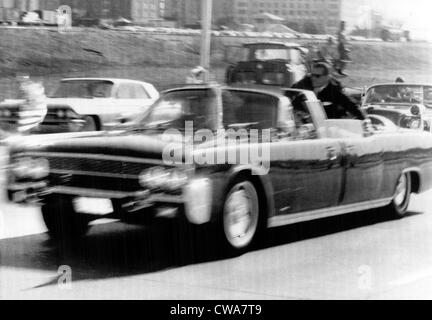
(5, 84, 432, 253)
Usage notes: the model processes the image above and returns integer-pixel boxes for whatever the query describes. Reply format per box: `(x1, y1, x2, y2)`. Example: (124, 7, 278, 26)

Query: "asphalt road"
(1, 146, 432, 299)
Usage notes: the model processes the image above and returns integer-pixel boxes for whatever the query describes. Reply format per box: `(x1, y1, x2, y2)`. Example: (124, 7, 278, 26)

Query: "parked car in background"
(19, 11, 42, 25)
(5, 84, 432, 254)
(0, 78, 159, 134)
(362, 83, 432, 132)
(226, 42, 308, 87)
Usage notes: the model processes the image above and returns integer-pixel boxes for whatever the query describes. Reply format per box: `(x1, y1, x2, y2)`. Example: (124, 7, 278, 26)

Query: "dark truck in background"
(225, 41, 364, 108)
(225, 42, 308, 87)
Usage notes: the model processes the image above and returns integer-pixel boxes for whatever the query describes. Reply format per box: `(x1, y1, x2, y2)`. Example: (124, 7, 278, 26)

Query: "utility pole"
(200, 0, 212, 82)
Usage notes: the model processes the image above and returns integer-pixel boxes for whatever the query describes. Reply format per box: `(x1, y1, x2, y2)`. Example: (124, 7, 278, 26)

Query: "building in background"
(163, 0, 342, 34)
(1, 0, 164, 24)
(59, 0, 133, 20)
(341, 0, 375, 32)
(2, 0, 348, 34)
(0, 0, 60, 11)
(0, 0, 19, 23)
(163, 0, 200, 27)
(130, 0, 159, 23)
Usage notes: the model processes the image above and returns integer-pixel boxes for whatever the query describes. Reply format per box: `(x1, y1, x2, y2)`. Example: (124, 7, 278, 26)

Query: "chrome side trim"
(267, 198, 393, 228)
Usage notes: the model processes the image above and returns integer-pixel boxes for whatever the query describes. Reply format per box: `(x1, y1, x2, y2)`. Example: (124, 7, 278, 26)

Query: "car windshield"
(222, 90, 278, 130)
(424, 86, 432, 107)
(253, 48, 290, 60)
(138, 89, 219, 131)
(50, 80, 114, 98)
(364, 85, 426, 106)
(137, 88, 278, 132)
(246, 45, 297, 61)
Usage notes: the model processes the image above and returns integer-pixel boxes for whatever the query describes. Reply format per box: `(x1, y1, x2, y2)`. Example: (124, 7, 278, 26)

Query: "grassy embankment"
(0, 28, 431, 96)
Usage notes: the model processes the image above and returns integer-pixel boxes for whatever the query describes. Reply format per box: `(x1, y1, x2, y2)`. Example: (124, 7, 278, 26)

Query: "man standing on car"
(292, 62, 365, 120)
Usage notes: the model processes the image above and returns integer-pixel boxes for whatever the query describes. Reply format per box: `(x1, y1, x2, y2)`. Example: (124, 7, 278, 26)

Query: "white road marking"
(389, 269, 432, 287)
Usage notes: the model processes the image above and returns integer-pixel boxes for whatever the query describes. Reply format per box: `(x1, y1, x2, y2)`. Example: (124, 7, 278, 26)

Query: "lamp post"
(200, 0, 212, 82)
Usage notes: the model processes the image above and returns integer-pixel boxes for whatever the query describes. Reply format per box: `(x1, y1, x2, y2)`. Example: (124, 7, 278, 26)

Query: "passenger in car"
(292, 62, 365, 120)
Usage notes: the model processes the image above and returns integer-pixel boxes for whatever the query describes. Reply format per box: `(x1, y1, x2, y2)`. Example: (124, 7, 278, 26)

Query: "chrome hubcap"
(223, 183, 258, 249)
(394, 174, 407, 207)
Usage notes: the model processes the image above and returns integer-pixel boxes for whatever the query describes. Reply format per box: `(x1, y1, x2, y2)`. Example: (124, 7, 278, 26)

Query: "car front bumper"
(7, 178, 213, 225)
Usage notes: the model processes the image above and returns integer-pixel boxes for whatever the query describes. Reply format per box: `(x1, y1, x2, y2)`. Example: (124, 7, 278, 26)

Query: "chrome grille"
(48, 157, 150, 176)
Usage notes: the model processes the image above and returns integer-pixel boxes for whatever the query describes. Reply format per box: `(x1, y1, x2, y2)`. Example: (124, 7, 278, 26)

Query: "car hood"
(6, 130, 212, 163)
(47, 97, 155, 114)
(46, 98, 97, 105)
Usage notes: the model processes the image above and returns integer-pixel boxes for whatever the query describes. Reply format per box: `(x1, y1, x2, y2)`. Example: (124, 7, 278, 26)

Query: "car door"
(339, 135, 385, 205)
(269, 138, 344, 215)
(103, 83, 153, 129)
(268, 95, 344, 215)
(115, 83, 154, 110)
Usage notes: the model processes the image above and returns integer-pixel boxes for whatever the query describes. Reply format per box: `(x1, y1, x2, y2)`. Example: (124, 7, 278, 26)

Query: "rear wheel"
(386, 172, 411, 219)
(41, 195, 90, 242)
(221, 180, 261, 254)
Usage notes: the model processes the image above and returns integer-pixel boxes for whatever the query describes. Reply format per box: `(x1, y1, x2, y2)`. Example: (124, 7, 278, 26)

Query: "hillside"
(0, 28, 200, 76)
(0, 28, 431, 92)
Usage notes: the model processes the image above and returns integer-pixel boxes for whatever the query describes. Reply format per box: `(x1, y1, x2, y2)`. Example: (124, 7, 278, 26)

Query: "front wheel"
(221, 180, 261, 253)
(81, 116, 98, 131)
(386, 172, 411, 219)
(41, 195, 90, 242)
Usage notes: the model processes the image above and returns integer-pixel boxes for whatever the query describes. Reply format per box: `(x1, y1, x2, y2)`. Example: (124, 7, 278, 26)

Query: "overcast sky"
(367, 0, 430, 27)
(346, 0, 432, 39)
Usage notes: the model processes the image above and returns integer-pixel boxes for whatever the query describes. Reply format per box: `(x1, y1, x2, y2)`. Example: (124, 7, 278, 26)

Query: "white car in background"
(0, 78, 159, 134)
(362, 83, 432, 132)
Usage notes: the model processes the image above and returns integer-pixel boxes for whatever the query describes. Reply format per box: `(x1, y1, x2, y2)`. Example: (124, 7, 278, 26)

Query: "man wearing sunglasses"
(292, 62, 365, 120)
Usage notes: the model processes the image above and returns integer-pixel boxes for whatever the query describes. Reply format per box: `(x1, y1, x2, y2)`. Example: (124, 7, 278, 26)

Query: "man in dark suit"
(292, 62, 365, 120)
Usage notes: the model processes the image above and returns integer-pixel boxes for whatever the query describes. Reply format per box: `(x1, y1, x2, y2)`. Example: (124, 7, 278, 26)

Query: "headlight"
(410, 105, 420, 116)
(11, 157, 33, 178)
(56, 110, 66, 118)
(0, 109, 12, 117)
(28, 158, 50, 179)
(11, 157, 49, 179)
(66, 109, 76, 118)
(410, 119, 421, 129)
(166, 169, 189, 190)
(139, 166, 190, 191)
(139, 166, 170, 190)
